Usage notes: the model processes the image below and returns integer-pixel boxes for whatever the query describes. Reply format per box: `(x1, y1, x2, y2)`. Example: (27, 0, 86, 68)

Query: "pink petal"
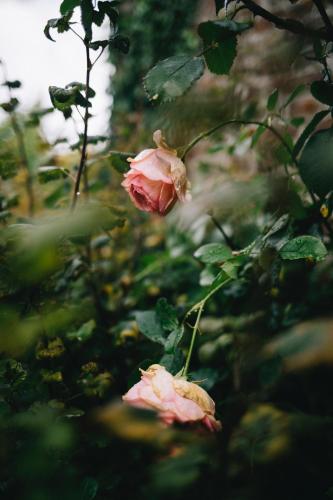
(129, 150, 173, 184)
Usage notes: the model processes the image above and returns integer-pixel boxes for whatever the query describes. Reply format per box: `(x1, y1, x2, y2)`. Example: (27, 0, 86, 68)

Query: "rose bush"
(122, 130, 190, 215)
(123, 364, 221, 431)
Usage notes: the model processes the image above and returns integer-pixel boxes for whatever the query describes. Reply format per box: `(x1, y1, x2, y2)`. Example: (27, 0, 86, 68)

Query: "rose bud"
(121, 130, 191, 216)
(122, 364, 221, 432)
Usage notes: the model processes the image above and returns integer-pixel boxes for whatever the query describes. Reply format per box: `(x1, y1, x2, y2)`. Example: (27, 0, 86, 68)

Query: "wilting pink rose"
(122, 364, 221, 431)
(121, 130, 190, 216)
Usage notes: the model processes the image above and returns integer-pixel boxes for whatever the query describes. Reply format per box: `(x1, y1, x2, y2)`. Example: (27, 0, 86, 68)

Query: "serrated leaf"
(279, 236, 327, 261)
(198, 20, 251, 75)
(60, 0, 81, 15)
(144, 55, 205, 103)
(299, 127, 333, 197)
(267, 88, 279, 111)
(135, 311, 166, 345)
(156, 298, 178, 332)
(194, 242, 233, 264)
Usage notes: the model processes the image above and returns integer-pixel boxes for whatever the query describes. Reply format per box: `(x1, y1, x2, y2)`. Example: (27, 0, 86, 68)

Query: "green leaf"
(2, 80, 21, 89)
(198, 20, 251, 75)
(109, 34, 130, 54)
(293, 110, 330, 158)
(60, 0, 81, 15)
(109, 152, 130, 174)
(81, 0, 94, 41)
(251, 124, 266, 148)
(135, 311, 166, 345)
(49, 86, 77, 111)
(311, 80, 333, 106)
(311, 81, 333, 106)
(194, 242, 233, 264)
(279, 236, 327, 261)
(159, 349, 184, 375)
(143, 55, 205, 103)
(215, 0, 224, 14)
(156, 298, 178, 332)
(44, 14, 72, 42)
(267, 88, 279, 111)
(98, 1, 119, 26)
(89, 40, 109, 51)
(299, 127, 333, 197)
(67, 319, 96, 342)
(80, 477, 99, 500)
(38, 166, 69, 184)
(281, 84, 305, 110)
(164, 325, 184, 354)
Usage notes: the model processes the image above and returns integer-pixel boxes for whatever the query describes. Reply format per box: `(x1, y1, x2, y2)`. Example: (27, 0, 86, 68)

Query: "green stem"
(182, 277, 232, 376)
(181, 119, 293, 169)
(183, 302, 204, 377)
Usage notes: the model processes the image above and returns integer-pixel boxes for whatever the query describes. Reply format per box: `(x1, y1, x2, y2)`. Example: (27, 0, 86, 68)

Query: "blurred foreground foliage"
(1, 1, 333, 500)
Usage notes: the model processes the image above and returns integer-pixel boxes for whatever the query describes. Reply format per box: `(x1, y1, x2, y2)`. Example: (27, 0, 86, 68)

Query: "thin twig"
(71, 43, 92, 211)
(241, 0, 331, 40)
(313, 0, 333, 40)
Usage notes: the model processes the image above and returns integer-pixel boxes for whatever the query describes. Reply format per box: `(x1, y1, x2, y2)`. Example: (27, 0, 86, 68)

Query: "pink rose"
(121, 130, 190, 216)
(122, 364, 221, 432)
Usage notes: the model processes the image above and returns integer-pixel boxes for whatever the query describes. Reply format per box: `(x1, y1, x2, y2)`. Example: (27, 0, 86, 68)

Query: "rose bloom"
(122, 364, 221, 432)
(121, 130, 190, 216)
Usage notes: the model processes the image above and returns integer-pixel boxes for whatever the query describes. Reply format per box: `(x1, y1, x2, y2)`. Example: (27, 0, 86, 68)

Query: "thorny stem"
(1, 62, 35, 217)
(71, 43, 92, 211)
(182, 277, 232, 376)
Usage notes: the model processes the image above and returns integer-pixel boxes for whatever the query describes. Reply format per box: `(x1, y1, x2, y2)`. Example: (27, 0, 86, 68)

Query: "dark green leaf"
(98, 1, 119, 26)
(0, 98, 19, 113)
(311, 80, 333, 106)
(279, 236, 327, 261)
(60, 0, 81, 15)
(67, 319, 96, 342)
(281, 84, 305, 110)
(251, 124, 266, 147)
(144, 55, 205, 103)
(293, 110, 330, 158)
(89, 40, 109, 51)
(194, 242, 233, 264)
(164, 326, 184, 354)
(299, 127, 333, 196)
(38, 166, 69, 184)
(156, 298, 178, 332)
(80, 477, 99, 500)
(267, 88, 279, 111)
(198, 20, 251, 75)
(215, 0, 224, 14)
(2, 80, 21, 89)
(135, 311, 166, 345)
(81, 0, 94, 41)
(109, 34, 130, 54)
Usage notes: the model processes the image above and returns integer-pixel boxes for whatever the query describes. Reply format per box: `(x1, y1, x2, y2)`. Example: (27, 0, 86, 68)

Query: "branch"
(241, 0, 331, 41)
(71, 44, 92, 211)
(313, 0, 333, 40)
